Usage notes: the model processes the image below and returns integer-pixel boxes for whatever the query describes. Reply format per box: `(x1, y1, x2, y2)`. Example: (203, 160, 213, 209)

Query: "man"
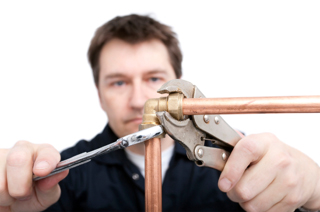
(0, 14, 319, 212)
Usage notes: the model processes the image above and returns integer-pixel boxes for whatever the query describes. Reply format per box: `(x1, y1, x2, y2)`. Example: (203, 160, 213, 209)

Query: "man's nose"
(129, 83, 147, 110)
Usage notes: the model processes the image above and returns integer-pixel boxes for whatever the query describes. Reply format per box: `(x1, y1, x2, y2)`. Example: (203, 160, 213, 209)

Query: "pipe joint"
(139, 93, 184, 137)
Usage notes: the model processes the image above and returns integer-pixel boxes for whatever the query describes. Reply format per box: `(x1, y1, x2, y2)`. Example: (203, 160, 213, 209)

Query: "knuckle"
(285, 194, 300, 206)
(262, 132, 277, 140)
(39, 143, 54, 150)
(285, 176, 299, 189)
(239, 138, 257, 158)
(6, 150, 30, 167)
(259, 132, 276, 139)
(276, 152, 293, 169)
(38, 143, 59, 157)
(37, 144, 60, 163)
(15, 140, 30, 146)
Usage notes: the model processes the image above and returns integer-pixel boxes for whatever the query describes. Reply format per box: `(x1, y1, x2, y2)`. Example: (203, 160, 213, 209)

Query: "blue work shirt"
(45, 124, 244, 211)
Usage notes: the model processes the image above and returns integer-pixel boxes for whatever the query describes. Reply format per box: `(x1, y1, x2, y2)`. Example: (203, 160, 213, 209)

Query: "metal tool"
(33, 125, 164, 181)
(156, 79, 242, 171)
(155, 79, 320, 171)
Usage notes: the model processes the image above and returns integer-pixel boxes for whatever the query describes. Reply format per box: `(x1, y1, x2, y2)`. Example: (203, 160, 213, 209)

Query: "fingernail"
(35, 161, 49, 170)
(220, 178, 232, 191)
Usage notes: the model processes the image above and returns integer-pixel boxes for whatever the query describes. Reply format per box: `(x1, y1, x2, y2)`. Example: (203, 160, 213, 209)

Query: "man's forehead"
(98, 39, 175, 80)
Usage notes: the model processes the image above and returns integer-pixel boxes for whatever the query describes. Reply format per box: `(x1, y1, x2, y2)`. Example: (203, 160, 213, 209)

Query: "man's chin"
(121, 122, 141, 136)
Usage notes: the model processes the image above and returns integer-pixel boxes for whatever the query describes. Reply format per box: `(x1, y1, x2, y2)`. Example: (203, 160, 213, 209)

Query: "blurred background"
(0, 1, 319, 163)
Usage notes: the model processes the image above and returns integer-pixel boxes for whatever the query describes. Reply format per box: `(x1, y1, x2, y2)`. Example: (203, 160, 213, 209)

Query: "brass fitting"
(139, 92, 184, 136)
(166, 92, 184, 120)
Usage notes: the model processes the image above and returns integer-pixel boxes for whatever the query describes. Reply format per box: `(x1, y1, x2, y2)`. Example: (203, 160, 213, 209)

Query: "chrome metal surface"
(222, 152, 227, 161)
(121, 125, 164, 147)
(203, 115, 209, 123)
(214, 116, 220, 124)
(197, 148, 204, 158)
(33, 125, 164, 181)
(194, 146, 230, 171)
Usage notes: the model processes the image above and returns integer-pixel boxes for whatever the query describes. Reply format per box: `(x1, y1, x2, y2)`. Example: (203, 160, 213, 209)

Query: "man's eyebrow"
(104, 70, 168, 80)
(144, 69, 168, 75)
(103, 73, 126, 80)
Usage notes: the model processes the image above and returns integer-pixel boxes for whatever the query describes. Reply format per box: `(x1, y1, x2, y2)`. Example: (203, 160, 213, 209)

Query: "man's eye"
(149, 77, 160, 82)
(113, 81, 125, 86)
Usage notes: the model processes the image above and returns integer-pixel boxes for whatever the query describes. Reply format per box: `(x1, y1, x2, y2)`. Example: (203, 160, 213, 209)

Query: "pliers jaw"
(157, 79, 195, 98)
(156, 111, 205, 161)
(156, 79, 242, 171)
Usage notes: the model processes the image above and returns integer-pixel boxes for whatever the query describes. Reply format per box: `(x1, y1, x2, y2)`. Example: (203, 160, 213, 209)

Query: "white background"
(0, 1, 319, 163)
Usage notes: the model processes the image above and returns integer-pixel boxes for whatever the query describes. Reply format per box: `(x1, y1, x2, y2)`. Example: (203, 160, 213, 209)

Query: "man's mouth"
(125, 117, 143, 124)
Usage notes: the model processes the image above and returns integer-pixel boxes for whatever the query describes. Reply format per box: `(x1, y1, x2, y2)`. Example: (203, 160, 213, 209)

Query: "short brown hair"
(88, 14, 182, 86)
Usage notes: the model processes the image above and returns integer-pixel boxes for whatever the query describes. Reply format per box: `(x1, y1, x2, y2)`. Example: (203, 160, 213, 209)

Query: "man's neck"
(126, 134, 174, 155)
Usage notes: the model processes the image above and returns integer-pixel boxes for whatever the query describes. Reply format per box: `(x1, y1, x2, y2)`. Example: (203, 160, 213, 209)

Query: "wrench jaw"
(155, 79, 241, 171)
(156, 111, 205, 161)
(156, 79, 204, 161)
(157, 79, 196, 121)
(157, 79, 195, 99)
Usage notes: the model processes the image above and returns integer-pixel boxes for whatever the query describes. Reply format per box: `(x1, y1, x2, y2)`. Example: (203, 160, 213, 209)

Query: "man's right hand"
(0, 141, 69, 212)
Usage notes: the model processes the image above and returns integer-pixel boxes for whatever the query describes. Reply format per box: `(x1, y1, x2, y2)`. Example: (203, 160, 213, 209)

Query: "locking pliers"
(156, 79, 242, 171)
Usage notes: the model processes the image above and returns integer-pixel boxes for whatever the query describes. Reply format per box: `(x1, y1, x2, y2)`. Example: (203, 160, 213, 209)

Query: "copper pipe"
(145, 137, 162, 212)
(183, 96, 320, 115)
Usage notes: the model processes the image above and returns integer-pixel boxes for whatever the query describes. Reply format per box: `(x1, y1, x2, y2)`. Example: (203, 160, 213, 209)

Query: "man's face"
(98, 38, 177, 137)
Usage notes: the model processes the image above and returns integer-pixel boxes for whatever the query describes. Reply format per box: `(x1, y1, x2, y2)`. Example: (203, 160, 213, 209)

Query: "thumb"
(11, 170, 69, 212)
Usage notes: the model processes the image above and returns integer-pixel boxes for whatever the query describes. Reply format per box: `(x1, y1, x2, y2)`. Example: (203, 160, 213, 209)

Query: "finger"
(12, 187, 60, 212)
(9, 170, 68, 212)
(0, 149, 15, 206)
(10, 170, 69, 212)
(6, 141, 35, 200)
(218, 133, 272, 192)
(36, 170, 69, 191)
(33, 143, 61, 177)
(226, 151, 278, 203)
(238, 177, 287, 211)
(246, 171, 303, 211)
(262, 200, 297, 212)
(35, 170, 69, 208)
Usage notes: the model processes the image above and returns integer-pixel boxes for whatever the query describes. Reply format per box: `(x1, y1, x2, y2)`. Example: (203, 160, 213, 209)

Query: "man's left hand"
(218, 133, 320, 211)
